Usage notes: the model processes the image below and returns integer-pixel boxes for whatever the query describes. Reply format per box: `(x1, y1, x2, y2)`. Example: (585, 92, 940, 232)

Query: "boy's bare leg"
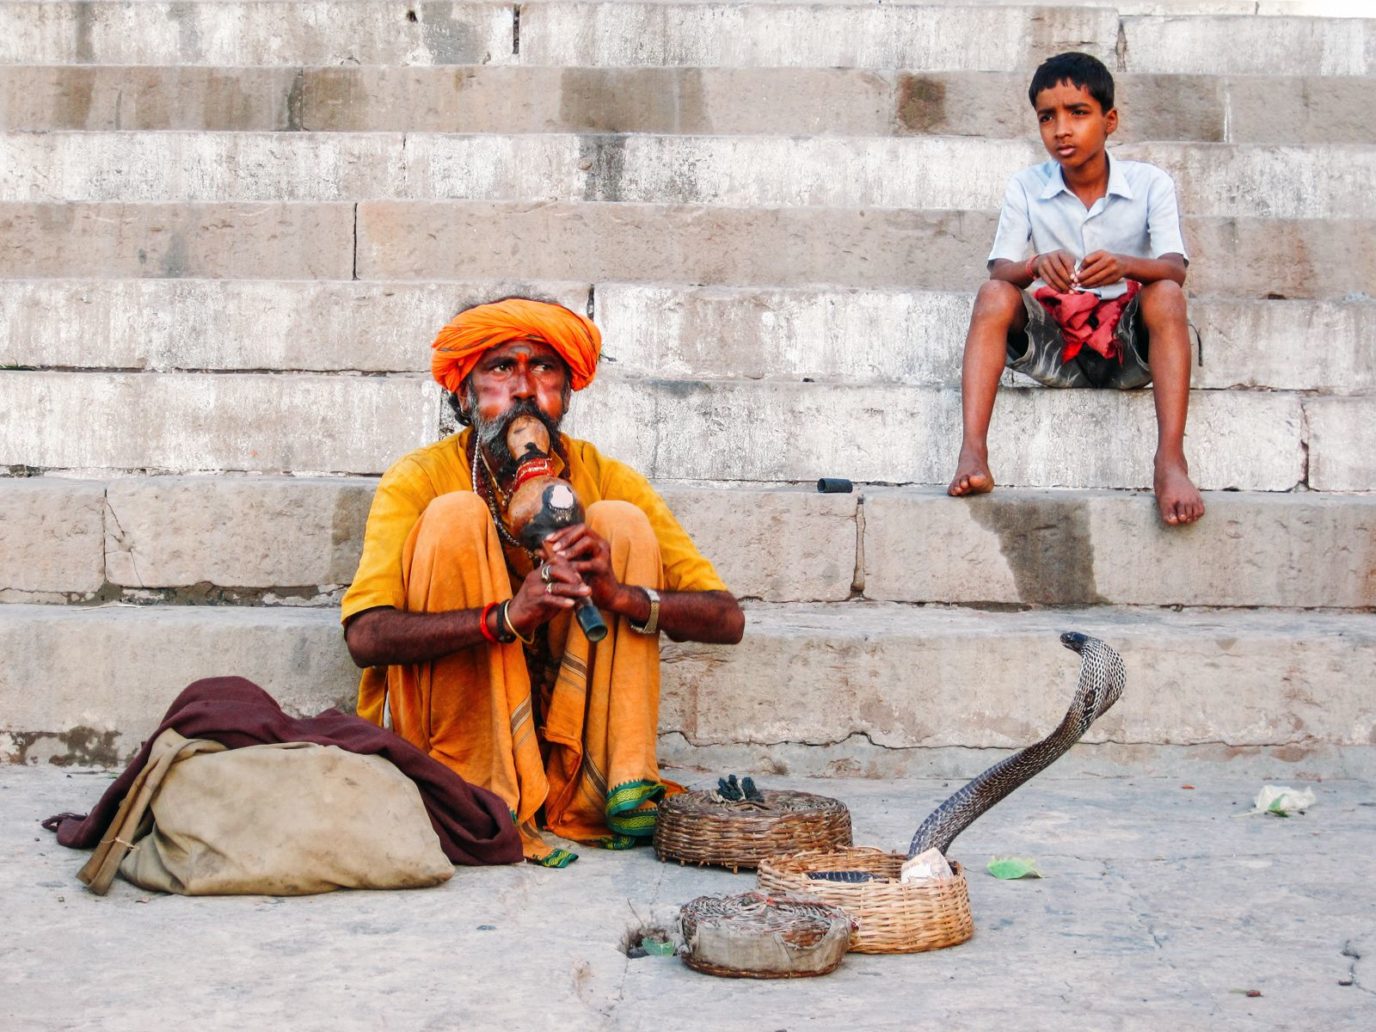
(950, 280, 1025, 496)
(1140, 281, 1206, 525)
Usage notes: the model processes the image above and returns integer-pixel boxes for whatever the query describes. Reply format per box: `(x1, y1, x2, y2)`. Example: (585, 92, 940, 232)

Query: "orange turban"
(430, 298, 602, 394)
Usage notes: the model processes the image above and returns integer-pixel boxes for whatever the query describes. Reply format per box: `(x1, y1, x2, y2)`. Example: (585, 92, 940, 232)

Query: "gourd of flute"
(503, 414, 609, 642)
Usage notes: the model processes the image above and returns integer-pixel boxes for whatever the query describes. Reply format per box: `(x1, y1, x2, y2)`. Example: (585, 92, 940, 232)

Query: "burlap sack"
(81, 729, 452, 895)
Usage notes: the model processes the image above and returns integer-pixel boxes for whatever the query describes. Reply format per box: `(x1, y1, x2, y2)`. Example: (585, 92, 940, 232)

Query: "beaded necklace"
(469, 428, 573, 556)
(470, 437, 530, 552)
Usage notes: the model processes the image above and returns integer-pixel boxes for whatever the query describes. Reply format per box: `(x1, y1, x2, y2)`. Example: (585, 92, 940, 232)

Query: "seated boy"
(948, 51, 1205, 526)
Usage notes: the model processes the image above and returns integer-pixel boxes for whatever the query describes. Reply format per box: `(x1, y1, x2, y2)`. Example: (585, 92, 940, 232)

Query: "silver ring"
(545, 582, 553, 595)
(539, 562, 553, 584)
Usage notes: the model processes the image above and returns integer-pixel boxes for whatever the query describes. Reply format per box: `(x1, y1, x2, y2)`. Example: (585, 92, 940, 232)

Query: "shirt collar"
(1039, 154, 1134, 202)
(1040, 163, 1069, 200)
(1106, 154, 1133, 200)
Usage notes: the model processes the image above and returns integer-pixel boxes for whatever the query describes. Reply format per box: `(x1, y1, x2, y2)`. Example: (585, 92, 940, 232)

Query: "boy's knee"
(1139, 280, 1186, 323)
(970, 279, 1023, 324)
(974, 279, 1022, 306)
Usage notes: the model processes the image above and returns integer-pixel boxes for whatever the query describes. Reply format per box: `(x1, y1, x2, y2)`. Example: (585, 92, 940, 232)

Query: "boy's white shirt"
(987, 153, 1189, 300)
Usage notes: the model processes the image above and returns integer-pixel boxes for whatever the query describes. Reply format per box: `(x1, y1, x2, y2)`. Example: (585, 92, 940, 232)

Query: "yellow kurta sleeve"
(341, 460, 433, 624)
(340, 436, 472, 726)
(341, 436, 474, 626)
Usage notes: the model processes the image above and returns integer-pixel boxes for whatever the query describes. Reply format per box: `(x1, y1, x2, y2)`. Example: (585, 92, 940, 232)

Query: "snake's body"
(905, 631, 1125, 859)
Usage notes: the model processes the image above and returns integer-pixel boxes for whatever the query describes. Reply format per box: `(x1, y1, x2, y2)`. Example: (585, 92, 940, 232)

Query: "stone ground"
(3, 764, 1373, 1031)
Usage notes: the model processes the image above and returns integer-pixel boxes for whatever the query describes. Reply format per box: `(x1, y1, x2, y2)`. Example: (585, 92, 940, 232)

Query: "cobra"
(906, 631, 1126, 858)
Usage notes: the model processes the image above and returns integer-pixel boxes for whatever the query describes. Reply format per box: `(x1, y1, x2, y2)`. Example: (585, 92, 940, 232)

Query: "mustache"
(471, 396, 562, 473)
(475, 399, 558, 445)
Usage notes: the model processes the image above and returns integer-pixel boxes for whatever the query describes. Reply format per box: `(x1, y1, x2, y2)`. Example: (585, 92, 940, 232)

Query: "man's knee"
(586, 500, 655, 549)
(424, 490, 490, 525)
(411, 491, 493, 558)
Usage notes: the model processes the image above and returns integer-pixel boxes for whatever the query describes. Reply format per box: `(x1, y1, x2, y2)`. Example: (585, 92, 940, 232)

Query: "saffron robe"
(341, 431, 729, 862)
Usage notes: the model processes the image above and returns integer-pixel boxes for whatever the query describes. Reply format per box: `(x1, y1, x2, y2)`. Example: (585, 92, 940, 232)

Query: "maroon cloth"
(1033, 280, 1141, 362)
(44, 676, 522, 867)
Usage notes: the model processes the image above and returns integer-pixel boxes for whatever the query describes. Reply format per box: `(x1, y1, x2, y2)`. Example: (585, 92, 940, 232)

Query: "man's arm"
(345, 607, 487, 668)
(608, 586, 745, 645)
(345, 559, 592, 668)
(545, 522, 745, 645)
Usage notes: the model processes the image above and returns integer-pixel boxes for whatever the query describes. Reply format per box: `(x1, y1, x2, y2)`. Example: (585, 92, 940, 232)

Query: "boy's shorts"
(1007, 290, 1152, 389)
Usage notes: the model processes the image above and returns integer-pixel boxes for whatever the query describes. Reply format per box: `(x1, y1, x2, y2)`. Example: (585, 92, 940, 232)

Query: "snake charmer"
(342, 297, 745, 866)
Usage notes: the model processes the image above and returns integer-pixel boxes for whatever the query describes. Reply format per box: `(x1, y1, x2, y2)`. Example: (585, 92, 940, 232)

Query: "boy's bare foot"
(1154, 454, 1205, 526)
(949, 447, 994, 497)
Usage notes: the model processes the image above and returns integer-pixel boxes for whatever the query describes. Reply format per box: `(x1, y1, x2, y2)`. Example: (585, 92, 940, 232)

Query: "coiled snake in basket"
(904, 631, 1125, 858)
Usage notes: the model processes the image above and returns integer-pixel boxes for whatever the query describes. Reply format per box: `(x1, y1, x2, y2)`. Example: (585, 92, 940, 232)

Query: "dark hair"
(1028, 52, 1114, 112)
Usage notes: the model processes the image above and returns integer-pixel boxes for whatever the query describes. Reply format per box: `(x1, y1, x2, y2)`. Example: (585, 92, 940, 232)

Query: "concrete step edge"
(1, 371, 1367, 488)
(0, 4, 1369, 74)
(4, 65, 1369, 144)
(1, 600, 1372, 768)
(5, 475, 1374, 609)
(3, 134, 1373, 222)
(2, 200, 1365, 297)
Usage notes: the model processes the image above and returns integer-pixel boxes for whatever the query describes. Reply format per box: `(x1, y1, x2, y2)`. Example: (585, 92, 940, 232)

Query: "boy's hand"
(1033, 250, 1077, 292)
(1076, 251, 1129, 289)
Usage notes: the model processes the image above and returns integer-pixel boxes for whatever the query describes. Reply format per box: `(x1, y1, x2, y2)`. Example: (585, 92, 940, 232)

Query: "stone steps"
(3, 601, 1371, 769)
(0, 1, 517, 67)
(4, 368, 1360, 489)
(6, 132, 1374, 220)
(0, 0, 1371, 772)
(5, 280, 1372, 393)
(521, 5, 1375, 75)
(574, 375, 1334, 489)
(5, 477, 1372, 609)
(1, 3, 1368, 74)
(5, 66, 1372, 144)
(3, 201, 1370, 296)
(354, 202, 1376, 298)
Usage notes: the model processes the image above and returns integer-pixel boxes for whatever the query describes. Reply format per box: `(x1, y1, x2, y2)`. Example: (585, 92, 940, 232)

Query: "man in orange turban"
(342, 297, 744, 866)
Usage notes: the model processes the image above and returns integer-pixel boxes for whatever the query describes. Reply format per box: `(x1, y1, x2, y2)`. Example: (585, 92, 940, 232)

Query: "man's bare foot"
(949, 447, 994, 497)
(1154, 454, 1205, 526)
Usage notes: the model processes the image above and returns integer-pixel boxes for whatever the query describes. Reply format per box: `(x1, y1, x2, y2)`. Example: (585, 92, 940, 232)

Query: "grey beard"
(466, 384, 563, 474)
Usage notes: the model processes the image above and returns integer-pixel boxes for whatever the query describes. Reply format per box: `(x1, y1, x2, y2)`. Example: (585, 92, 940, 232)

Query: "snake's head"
(1060, 631, 1126, 719)
(1059, 631, 1090, 653)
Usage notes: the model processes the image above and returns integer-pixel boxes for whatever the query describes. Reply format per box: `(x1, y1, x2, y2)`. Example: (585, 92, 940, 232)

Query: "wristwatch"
(628, 587, 660, 635)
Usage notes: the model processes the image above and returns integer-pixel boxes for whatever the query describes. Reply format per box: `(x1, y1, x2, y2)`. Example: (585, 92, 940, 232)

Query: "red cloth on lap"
(1033, 279, 1141, 362)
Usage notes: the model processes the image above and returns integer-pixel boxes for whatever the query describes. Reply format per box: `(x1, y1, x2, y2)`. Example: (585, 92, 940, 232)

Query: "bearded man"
(342, 297, 744, 865)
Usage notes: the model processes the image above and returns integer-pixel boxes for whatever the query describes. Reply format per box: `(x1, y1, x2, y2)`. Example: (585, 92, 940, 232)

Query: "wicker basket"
(654, 789, 852, 872)
(756, 846, 974, 954)
(679, 892, 854, 978)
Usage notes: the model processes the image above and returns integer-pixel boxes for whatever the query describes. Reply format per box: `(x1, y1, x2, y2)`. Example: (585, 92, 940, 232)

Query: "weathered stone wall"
(1, 1, 1372, 772)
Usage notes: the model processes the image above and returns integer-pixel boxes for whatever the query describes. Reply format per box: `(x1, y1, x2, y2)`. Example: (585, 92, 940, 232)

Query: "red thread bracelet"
(1025, 254, 1039, 281)
(479, 601, 500, 643)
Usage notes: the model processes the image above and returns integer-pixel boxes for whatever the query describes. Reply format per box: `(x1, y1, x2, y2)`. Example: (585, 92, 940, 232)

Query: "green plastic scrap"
(640, 936, 676, 956)
(986, 856, 1043, 880)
